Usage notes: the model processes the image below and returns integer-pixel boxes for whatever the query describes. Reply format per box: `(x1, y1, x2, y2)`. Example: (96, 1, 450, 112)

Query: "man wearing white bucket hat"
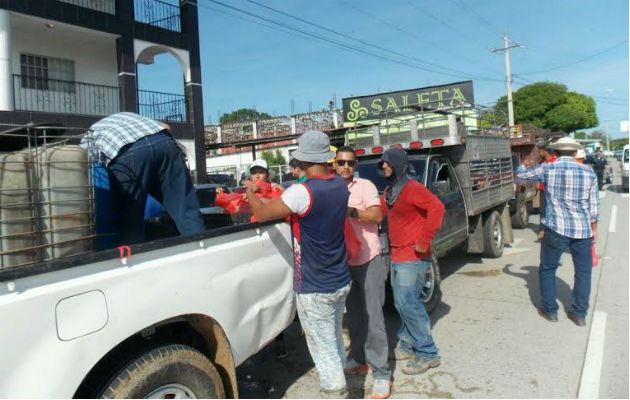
(245, 130, 352, 398)
(517, 136, 599, 327)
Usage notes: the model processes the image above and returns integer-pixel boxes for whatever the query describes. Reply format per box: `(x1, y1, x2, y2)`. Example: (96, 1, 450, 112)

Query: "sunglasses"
(336, 160, 356, 167)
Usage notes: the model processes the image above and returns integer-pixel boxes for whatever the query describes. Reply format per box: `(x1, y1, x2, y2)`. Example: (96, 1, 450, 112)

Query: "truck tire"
(420, 255, 442, 314)
(510, 194, 529, 229)
(483, 210, 504, 258)
(99, 344, 225, 399)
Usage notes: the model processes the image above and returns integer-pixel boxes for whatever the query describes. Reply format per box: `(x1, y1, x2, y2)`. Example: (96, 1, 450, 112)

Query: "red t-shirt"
(380, 180, 445, 262)
(537, 155, 558, 191)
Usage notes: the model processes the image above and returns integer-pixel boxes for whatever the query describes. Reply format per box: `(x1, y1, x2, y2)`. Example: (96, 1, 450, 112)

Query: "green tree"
(261, 150, 286, 166)
(610, 138, 629, 150)
(493, 82, 598, 133)
(219, 108, 272, 124)
(543, 92, 598, 133)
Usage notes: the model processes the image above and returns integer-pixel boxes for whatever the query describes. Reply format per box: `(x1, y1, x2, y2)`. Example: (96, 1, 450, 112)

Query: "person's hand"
(592, 228, 597, 244)
(243, 180, 257, 195)
(216, 187, 224, 194)
(413, 244, 427, 253)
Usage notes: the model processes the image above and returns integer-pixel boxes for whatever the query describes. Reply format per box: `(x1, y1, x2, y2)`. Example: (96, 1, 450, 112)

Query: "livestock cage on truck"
(0, 124, 99, 270)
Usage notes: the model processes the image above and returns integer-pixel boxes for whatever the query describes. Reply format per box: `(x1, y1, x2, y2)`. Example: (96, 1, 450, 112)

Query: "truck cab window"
(432, 162, 455, 195)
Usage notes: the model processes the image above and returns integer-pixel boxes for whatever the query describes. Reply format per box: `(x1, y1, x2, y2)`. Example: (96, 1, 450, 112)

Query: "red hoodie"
(381, 180, 445, 262)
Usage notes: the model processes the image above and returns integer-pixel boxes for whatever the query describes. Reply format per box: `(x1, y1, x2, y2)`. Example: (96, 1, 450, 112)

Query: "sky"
(137, 0, 629, 139)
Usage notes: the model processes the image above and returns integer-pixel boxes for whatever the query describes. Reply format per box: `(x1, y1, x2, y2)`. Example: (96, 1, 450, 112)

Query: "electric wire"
(238, 0, 502, 82)
(519, 39, 628, 75)
(450, 0, 503, 37)
(403, 0, 490, 50)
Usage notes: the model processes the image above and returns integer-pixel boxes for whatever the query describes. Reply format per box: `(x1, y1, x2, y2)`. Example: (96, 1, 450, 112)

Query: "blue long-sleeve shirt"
(517, 156, 599, 239)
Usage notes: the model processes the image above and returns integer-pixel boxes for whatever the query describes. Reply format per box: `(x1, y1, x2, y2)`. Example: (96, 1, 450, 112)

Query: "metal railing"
(57, 0, 116, 14)
(135, 0, 181, 32)
(0, 125, 98, 270)
(13, 75, 120, 116)
(137, 89, 187, 122)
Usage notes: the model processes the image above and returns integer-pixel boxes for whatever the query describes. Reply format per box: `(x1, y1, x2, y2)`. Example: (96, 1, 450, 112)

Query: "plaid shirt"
(80, 112, 165, 165)
(517, 156, 599, 239)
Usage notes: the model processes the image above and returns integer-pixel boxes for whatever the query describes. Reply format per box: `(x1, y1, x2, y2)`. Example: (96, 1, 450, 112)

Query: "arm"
(352, 180, 382, 224)
(245, 182, 292, 222)
(588, 171, 600, 242)
(350, 205, 382, 224)
(516, 164, 544, 183)
(411, 183, 445, 252)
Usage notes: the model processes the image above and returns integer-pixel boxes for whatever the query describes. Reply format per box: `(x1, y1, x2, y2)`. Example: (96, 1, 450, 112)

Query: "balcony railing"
(137, 89, 186, 122)
(57, 0, 116, 14)
(12, 75, 120, 116)
(135, 0, 181, 32)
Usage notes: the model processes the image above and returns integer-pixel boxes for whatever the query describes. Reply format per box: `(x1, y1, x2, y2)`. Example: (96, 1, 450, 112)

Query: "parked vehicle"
(0, 126, 295, 398)
(346, 106, 514, 313)
(622, 144, 629, 191)
(509, 134, 539, 228)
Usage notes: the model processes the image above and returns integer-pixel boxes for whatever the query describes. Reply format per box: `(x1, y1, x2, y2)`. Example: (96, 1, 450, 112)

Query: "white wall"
(7, 13, 119, 114)
(206, 144, 297, 171)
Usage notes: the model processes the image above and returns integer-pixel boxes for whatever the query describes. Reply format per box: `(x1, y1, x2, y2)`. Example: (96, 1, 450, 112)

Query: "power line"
(403, 0, 489, 50)
(337, 0, 481, 66)
(205, 0, 500, 81)
(519, 39, 629, 75)
(450, 0, 503, 37)
(240, 0, 501, 82)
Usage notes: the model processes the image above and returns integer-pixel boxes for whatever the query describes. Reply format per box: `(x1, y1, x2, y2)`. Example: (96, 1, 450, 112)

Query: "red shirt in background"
(380, 180, 445, 262)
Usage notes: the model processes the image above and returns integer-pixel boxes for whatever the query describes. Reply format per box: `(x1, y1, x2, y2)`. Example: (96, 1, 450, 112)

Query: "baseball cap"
(250, 159, 268, 171)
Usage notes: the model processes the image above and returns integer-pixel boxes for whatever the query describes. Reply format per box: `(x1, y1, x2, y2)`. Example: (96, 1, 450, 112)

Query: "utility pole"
(491, 34, 522, 135)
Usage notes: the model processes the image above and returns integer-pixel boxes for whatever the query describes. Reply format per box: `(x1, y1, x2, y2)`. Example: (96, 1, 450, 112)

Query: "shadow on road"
(607, 184, 627, 194)
(503, 264, 574, 313)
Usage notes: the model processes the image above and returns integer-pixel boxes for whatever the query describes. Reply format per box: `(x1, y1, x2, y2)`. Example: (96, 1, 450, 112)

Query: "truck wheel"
(100, 344, 225, 399)
(420, 255, 442, 314)
(483, 210, 504, 258)
(510, 194, 529, 229)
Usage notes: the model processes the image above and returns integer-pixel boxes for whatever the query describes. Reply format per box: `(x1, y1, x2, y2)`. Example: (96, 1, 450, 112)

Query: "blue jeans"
(108, 131, 204, 244)
(540, 229, 593, 318)
(295, 283, 351, 392)
(391, 259, 439, 359)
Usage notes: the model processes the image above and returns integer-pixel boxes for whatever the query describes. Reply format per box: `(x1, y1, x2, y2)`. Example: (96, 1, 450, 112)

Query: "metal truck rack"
(0, 124, 97, 270)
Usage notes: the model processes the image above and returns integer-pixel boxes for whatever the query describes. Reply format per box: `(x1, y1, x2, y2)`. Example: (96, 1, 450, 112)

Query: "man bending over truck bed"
(81, 112, 204, 244)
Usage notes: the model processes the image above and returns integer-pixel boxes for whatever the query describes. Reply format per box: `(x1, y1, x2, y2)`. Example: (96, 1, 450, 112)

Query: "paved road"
(236, 159, 628, 399)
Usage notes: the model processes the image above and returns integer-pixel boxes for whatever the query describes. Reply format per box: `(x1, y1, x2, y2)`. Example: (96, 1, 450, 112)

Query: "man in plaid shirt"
(517, 137, 599, 327)
(81, 112, 204, 244)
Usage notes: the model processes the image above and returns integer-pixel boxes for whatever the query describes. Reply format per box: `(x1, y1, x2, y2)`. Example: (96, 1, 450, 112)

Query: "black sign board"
(342, 81, 474, 123)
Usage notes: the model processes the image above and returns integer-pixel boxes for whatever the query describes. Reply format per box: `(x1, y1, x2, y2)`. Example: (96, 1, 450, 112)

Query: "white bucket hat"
(292, 131, 336, 163)
(549, 136, 581, 151)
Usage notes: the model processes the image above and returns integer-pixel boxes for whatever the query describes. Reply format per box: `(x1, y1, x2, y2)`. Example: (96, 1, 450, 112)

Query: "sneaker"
(344, 357, 369, 374)
(371, 379, 392, 399)
(401, 356, 441, 375)
(320, 387, 349, 399)
(391, 345, 414, 361)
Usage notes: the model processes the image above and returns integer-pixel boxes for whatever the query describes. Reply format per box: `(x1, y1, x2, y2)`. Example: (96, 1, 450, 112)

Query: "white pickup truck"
(0, 210, 295, 398)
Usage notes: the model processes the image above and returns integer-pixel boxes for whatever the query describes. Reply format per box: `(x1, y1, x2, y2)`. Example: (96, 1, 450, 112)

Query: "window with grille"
(20, 54, 76, 93)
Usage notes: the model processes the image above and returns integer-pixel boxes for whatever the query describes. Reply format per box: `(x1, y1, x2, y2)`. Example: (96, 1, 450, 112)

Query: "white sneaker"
(371, 379, 392, 399)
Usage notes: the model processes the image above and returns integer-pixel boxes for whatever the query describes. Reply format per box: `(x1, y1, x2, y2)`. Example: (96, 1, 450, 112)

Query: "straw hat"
(549, 137, 581, 151)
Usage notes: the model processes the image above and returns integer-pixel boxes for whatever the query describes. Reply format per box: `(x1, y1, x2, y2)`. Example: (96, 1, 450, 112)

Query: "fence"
(57, 0, 116, 14)
(134, 0, 181, 32)
(137, 89, 186, 122)
(13, 75, 120, 117)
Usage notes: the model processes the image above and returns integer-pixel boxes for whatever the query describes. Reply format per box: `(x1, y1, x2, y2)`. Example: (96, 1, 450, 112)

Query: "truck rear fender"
(74, 314, 238, 399)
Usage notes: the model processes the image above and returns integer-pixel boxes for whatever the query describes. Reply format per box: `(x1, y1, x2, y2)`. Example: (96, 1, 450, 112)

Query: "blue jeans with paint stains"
(391, 259, 439, 359)
(295, 283, 351, 392)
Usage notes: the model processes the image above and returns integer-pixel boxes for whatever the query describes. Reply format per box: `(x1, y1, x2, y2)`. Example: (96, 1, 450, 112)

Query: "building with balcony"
(0, 0, 206, 179)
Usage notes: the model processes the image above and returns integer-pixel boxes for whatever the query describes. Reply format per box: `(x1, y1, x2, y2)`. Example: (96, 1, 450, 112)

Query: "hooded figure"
(379, 148, 415, 206)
